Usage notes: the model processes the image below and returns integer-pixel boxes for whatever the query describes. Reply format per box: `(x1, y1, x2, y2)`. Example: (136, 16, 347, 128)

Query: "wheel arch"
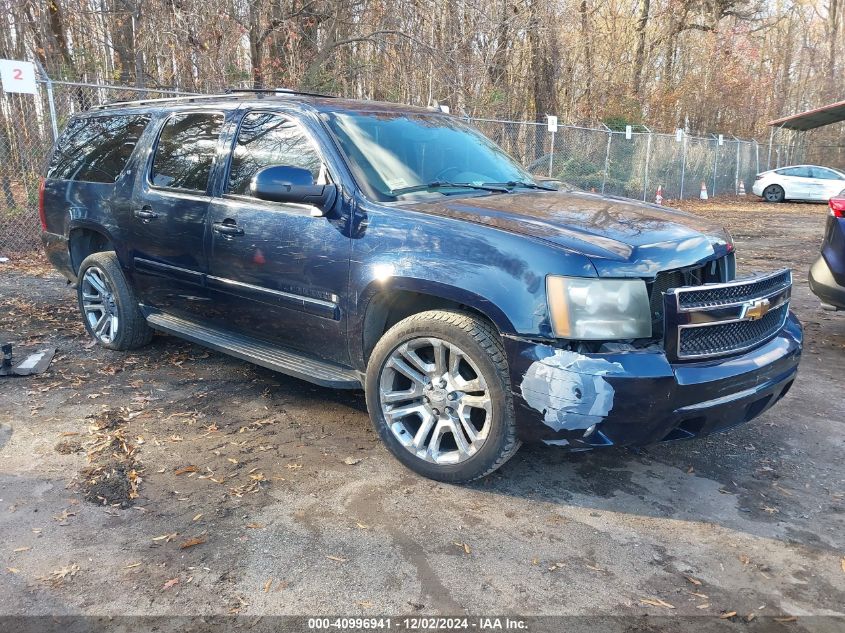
(68, 223, 116, 274)
(356, 277, 516, 369)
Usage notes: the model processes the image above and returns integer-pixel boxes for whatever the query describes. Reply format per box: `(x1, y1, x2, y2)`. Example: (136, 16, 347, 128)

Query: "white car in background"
(753, 164, 845, 203)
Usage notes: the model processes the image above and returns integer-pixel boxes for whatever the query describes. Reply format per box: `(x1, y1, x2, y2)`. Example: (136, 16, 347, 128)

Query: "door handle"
(133, 208, 158, 221)
(212, 221, 244, 236)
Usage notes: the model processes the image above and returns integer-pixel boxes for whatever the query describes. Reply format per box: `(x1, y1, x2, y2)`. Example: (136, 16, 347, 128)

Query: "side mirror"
(250, 165, 337, 214)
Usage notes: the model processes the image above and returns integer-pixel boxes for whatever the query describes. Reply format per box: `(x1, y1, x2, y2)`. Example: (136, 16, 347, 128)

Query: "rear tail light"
(829, 197, 845, 218)
(755, 174, 763, 180)
(38, 178, 47, 231)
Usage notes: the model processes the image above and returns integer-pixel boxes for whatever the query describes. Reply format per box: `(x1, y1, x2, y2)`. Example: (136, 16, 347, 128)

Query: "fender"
(351, 274, 519, 371)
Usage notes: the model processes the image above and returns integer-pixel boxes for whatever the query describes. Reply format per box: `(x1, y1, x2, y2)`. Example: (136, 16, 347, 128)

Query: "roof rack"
(88, 87, 335, 111)
(224, 87, 336, 99)
(89, 92, 233, 110)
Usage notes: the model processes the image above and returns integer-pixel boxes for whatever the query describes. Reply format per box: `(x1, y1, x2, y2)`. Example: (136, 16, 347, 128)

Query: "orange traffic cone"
(655, 185, 663, 205)
(699, 181, 709, 200)
(738, 180, 746, 196)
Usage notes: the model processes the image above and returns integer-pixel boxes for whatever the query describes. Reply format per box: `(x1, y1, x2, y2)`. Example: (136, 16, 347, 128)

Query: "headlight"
(547, 276, 652, 340)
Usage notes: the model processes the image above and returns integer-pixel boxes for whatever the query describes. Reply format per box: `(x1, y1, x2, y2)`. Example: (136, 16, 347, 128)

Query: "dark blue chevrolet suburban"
(40, 91, 802, 482)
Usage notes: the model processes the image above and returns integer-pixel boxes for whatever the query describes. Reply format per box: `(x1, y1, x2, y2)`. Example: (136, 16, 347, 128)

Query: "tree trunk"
(528, 0, 558, 160)
(110, 0, 137, 84)
(632, 0, 650, 97)
(829, 0, 840, 100)
(579, 0, 593, 119)
(47, 0, 76, 77)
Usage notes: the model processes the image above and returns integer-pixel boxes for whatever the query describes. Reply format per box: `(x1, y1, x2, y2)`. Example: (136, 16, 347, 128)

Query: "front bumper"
(809, 255, 845, 310)
(504, 312, 802, 447)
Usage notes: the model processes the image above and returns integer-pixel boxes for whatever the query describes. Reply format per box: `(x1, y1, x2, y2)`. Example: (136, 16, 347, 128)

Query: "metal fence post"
(679, 131, 688, 200)
(44, 79, 59, 141)
(548, 127, 556, 177)
(711, 135, 719, 197)
(642, 126, 652, 202)
(34, 60, 59, 141)
(601, 124, 612, 195)
(732, 136, 740, 194)
(767, 127, 774, 170)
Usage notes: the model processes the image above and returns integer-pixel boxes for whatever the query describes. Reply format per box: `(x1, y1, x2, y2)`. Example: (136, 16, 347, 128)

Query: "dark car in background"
(39, 91, 802, 482)
(809, 190, 845, 310)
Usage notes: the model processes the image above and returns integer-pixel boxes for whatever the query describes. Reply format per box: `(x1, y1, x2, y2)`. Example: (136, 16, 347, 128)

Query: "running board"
(145, 311, 361, 389)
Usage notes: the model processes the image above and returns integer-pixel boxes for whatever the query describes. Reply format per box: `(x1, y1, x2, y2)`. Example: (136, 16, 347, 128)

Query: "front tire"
(763, 184, 785, 203)
(77, 251, 153, 350)
(365, 310, 520, 483)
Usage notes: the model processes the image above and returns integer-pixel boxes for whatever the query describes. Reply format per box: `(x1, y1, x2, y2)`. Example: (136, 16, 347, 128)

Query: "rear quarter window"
(47, 114, 150, 183)
(150, 112, 224, 192)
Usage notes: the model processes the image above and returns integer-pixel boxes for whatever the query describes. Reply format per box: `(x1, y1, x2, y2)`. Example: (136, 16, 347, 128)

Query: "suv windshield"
(324, 111, 538, 201)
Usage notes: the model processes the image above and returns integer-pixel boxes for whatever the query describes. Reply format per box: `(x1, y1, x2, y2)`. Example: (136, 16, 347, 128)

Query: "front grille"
(678, 302, 789, 357)
(663, 268, 792, 360)
(677, 270, 791, 309)
(650, 270, 685, 322)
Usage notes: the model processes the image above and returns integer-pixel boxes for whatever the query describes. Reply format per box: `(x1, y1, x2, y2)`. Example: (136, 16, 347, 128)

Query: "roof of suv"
(89, 90, 439, 116)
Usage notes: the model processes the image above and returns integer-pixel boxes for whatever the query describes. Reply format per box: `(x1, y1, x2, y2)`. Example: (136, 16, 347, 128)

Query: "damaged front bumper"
(504, 312, 802, 447)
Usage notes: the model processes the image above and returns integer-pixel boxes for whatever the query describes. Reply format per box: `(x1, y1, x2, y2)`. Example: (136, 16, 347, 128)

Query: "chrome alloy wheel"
(81, 266, 119, 344)
(378, 337, 493, 465)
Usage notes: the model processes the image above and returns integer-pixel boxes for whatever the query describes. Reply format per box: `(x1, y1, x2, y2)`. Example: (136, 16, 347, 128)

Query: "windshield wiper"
(390, 181, 510, 196)
(487, 180, 557, 191)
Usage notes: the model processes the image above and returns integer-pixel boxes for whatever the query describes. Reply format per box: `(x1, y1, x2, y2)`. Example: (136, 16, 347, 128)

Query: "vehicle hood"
(404, 190, 733, 277)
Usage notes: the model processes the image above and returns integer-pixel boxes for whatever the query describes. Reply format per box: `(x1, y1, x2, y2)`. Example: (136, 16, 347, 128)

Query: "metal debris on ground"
(0, 342, 56, 376)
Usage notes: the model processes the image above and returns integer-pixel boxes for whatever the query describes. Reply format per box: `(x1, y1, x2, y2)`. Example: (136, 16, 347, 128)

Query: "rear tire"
(365, 310, 521, 483)
(77, 251, 153, 351)
(762, 184, 785, 203)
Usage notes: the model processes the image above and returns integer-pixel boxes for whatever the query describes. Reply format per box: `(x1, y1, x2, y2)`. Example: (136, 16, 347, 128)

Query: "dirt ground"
(0, 198, 843, 630)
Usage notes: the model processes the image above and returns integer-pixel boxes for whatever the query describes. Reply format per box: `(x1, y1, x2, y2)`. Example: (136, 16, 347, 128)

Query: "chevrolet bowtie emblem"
(743, 298, 771, 321)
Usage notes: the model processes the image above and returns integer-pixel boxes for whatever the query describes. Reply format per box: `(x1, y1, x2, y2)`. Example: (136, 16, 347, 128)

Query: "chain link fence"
(473, 118, 768, 201)
(1, 79, 194, 254)
(0, 75, 836, 255)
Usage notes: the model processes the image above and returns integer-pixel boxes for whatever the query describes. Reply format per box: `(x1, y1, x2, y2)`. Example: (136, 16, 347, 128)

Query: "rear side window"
(779, 166, 811, 178)
(227, 112, 323, 195)
(151, 112, 224, 192)
(47, 114, 150, 183)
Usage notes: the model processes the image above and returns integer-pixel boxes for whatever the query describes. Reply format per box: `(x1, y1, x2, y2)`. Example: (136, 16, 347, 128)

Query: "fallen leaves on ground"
(79, 409, 143, 507)
(684, 575, 702, 586)
(326, 555, 348, 563)
(343, 456, 361, 465)
(454, 542, 471, 555)
(180, 536, 206, 549)
(174, 465, 198, 475)
(640, 597, 675, 609)
(162, 577, 179, 590)
(53, 509, 76, 523)
(38, 564, 80, 586)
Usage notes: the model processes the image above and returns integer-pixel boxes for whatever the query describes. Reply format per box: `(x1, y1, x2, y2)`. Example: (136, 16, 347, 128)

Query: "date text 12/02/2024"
(307, 617, 528, 630)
